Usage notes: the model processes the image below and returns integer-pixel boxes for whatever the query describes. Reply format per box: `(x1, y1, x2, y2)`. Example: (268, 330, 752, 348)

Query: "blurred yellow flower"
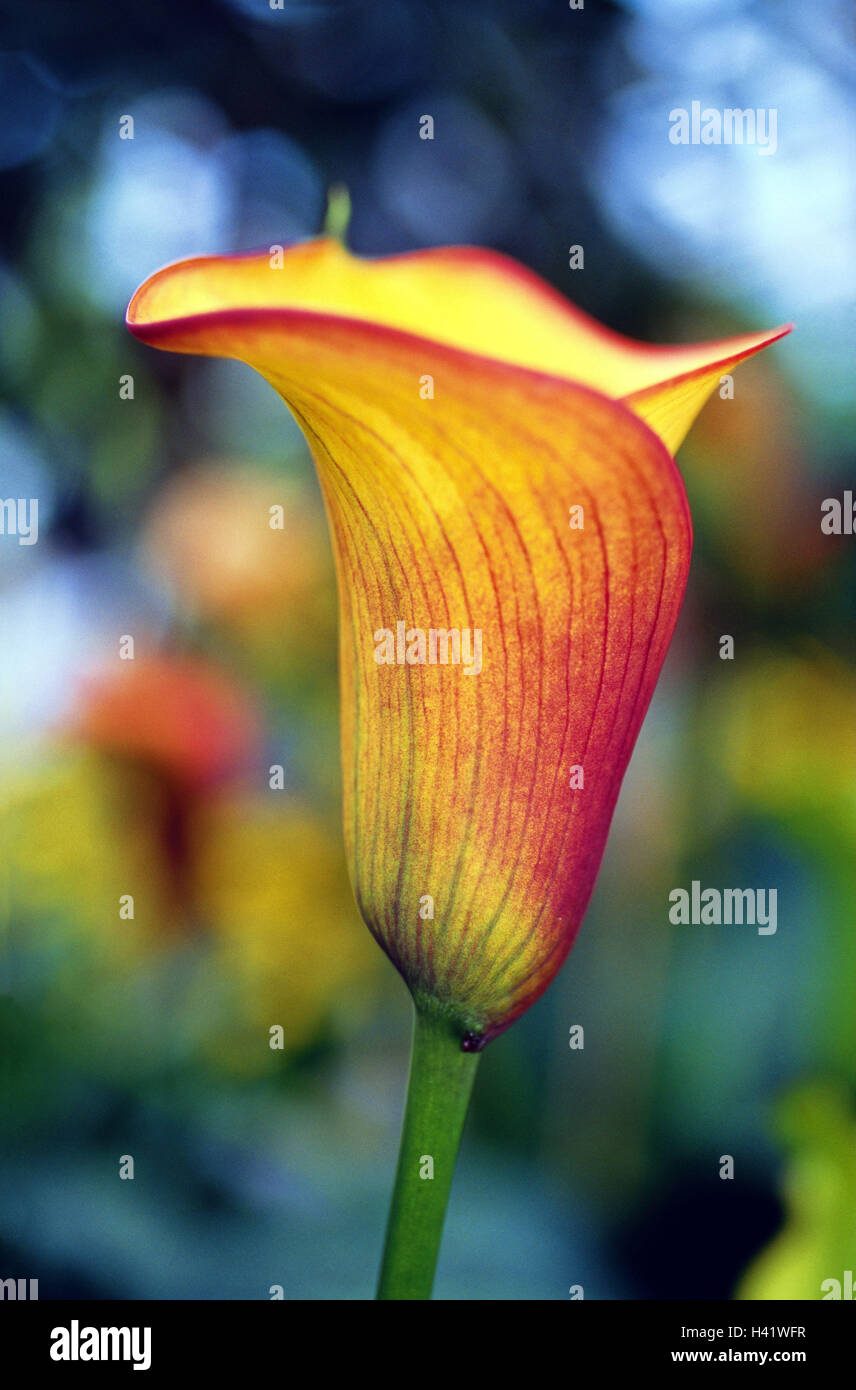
(6, 748, 168, 965)
(738, 1084, 856, 1300)
(710, 646, 856, 836)
(709, 646, 856, 1079)
(192, 797, 382, 1068)
(7, 745, 381, 1064)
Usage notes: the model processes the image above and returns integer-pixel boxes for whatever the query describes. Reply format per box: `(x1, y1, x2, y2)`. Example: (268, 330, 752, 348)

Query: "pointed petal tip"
(623, 319, 794, 454)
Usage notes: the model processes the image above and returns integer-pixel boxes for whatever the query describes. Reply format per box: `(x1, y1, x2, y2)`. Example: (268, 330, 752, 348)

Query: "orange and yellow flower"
(127, 237, 789, 1046)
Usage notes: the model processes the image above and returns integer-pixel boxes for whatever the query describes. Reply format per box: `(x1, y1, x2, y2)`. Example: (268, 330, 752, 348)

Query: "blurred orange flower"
(142, 461, 334, 634)
(72, 653, 260, 793)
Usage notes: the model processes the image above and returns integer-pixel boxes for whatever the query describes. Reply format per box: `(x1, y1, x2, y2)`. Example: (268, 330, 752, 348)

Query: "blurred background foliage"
(0, 0, 854, 1299)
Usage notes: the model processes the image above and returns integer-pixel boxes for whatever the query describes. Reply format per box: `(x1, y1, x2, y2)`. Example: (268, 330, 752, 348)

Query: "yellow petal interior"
(128, 237, 790, 453)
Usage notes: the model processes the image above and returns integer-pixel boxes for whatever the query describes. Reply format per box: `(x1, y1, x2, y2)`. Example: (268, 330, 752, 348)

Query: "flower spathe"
(128, 237, 790, 1047)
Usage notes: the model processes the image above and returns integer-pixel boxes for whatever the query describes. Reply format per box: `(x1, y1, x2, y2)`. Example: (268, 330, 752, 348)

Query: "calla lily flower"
(128, 235, 790, 1299)
(127, 236, 789, 1050)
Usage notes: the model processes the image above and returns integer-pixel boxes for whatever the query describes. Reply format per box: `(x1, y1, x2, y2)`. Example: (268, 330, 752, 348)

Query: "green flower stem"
(376, 1002, 481, 1300)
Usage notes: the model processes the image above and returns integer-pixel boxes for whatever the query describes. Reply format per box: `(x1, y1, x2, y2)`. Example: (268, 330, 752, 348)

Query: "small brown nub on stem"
(460, 1031, 486, 1053)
